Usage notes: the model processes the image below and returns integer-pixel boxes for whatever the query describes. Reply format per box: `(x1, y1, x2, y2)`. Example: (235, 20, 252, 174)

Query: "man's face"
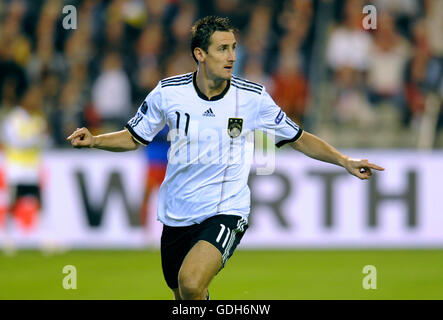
(202, 31, 236, 80)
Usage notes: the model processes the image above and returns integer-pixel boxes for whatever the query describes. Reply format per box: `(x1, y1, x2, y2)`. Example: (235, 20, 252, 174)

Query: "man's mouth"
(224, 66, 233, 70)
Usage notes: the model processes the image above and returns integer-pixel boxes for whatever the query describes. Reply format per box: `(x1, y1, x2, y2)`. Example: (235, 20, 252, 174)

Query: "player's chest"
(164, 101, 254, 139)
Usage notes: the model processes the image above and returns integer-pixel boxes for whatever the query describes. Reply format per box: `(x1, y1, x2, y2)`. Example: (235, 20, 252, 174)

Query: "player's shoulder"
(231, 75, 264, 96)
(159, 72, 194, 89)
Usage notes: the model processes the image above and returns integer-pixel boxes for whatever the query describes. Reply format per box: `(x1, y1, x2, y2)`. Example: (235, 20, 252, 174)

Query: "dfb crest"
(227, 118, 243, 138)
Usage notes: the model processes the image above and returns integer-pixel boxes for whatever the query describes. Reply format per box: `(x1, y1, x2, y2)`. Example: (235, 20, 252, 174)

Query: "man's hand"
(342, 157, 385, 180)
(67, 127, 95, 148)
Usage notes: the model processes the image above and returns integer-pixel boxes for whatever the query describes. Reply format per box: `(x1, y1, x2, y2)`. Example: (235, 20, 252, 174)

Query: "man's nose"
(228, 48, 236, 62)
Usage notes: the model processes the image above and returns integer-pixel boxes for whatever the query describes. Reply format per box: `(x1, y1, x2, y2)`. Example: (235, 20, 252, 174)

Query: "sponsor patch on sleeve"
(275, 110, 284, 124)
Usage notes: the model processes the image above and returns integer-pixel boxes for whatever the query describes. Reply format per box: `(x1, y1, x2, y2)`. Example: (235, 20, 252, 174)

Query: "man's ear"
(194, 47, 206, 63)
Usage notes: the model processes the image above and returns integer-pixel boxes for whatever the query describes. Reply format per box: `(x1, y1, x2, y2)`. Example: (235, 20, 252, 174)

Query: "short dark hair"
(190, 16, 236, 64)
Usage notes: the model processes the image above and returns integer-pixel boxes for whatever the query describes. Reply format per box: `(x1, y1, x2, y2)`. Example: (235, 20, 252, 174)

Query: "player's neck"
(195, 68, 228, 100)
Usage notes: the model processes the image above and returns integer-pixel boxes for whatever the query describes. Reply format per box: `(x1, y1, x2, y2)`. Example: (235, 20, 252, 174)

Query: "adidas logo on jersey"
(203, 108, 215, 117)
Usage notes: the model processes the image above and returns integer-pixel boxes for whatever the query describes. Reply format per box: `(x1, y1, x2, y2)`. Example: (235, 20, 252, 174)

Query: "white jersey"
(126, 72, 303, 226)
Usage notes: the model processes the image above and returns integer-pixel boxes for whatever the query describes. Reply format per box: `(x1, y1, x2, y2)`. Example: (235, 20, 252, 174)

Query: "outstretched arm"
(290, 131, 384, 180)
(67, 127, 140, 152)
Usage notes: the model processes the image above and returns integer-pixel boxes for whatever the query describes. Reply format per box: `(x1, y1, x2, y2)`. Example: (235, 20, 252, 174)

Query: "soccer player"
(1, 86, 47, 231)
(67, 16, 384, 300)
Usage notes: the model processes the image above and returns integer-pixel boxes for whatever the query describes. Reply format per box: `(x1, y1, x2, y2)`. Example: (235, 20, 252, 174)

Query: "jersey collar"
(193, 71, 231, 101)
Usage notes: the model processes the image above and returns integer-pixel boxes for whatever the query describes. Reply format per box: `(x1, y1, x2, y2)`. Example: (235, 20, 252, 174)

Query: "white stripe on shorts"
(222, 218, 247, 265)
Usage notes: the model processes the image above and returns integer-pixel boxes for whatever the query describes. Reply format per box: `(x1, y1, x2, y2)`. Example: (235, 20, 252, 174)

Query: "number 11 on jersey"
(175, 111, 190, 135)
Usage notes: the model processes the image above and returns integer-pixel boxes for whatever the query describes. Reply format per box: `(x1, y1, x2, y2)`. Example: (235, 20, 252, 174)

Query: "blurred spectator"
(242, 57, 271, 89)
(267, 0, 313, 124)
(1, 85, 48, 231)
(40, 72, 61, 143)
(102, 18, 125, 54)
(0, 2, 29, 109)
(134, 23, 164, 99)
(366, 12, 410, 119)
(171, 2, 196, 48)
(160, 1, 196, 76)
(276, 0, 313, 74)
(241, 5, 273, 73)
(123, 0, 148, 29)
(326, 0, 374, 126)
(51, 79, 86, 147)
(64, 29, 93, 75)
(144, 0, 169, 24)
(423, 0, 443, 57)
(0, 0, 31, 68)
(27, 37, 66, 82)
(0, 77, 20, 118)
(164, 49, 195, 78)
(212, 0, 249, 31)
(332, 66, 376, 127)
(326, 1, 373, 121)
(327, 0, 372, 72)
(404, 19, 443, 127)
(373, 0, 420, 16)
(270, 35, 309, 124)
(92, 52, 132, 131)
(372, 0, 421, 37)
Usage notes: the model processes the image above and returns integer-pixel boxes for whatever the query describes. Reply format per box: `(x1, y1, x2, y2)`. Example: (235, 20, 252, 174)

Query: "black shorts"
(161, 214, 248, 289)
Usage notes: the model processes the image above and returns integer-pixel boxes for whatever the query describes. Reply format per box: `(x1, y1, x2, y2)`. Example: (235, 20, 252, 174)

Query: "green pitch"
(1, 249, 442, 299)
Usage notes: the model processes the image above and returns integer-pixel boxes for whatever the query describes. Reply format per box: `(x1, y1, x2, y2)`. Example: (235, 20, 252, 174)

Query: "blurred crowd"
(327, 0, 443, 143)
(0, 0, 442, 150)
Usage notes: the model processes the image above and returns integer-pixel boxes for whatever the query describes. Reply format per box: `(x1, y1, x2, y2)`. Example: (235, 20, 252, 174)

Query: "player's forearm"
(93, 129, 139, 152)
(290, 131, 349, 168)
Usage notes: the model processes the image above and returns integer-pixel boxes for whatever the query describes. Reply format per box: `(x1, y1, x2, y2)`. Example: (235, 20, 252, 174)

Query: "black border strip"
(124, 124, 150, 146)
(275, 129, 303, 148)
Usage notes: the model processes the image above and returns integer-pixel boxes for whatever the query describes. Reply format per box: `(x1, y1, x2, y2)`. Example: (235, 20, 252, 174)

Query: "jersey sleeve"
(255, 89, 303, 148)
(125, 83, 166, 145)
